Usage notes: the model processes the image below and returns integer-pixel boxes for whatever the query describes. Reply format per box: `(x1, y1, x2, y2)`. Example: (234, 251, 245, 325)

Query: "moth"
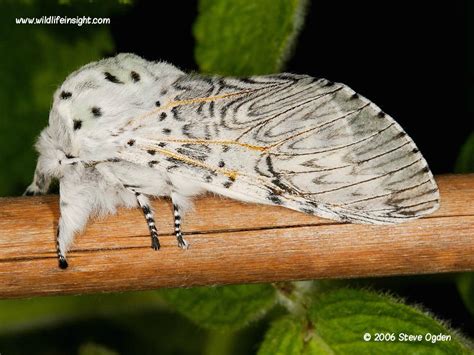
(25, 53, 439, 269)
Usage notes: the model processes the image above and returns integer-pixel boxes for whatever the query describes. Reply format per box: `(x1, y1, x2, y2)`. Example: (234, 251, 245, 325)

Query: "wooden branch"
(0, 174, 473, 299)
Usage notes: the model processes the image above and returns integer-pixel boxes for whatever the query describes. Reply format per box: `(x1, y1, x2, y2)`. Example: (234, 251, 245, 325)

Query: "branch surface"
(0, 174, 472, 299)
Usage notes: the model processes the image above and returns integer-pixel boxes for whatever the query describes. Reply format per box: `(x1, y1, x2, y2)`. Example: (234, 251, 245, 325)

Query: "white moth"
(25, 53, 439, 269)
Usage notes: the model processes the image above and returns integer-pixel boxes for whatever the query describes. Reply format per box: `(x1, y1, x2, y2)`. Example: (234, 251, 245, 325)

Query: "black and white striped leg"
(173, 204, 189, 249)
(134, 192, 160, 250)
(56, 226, 68, 269)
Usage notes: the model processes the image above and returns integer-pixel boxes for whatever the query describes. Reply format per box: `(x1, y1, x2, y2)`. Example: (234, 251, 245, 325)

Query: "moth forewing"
(26, 53, 439, 268)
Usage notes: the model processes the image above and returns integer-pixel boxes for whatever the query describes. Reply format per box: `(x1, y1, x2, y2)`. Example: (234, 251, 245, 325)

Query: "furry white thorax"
(28, 54, 203, 256)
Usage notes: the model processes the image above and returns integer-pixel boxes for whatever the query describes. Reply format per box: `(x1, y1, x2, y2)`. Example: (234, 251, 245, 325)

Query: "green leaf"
(203, 318, 272, 355)
(455, 132, 474, 173)
(194, 0, 308, 76)
(106, 309, 208, 355)
(160, 284, 277, 330)
(203, 329, 240, 355)
(258, 316, 309, 355)
(0, 291, 165, 333)
(78, 343, 118, 355)
(258, 288, 472, 354)
(259, 316, 337, 355)
(310, 288, 472, 354)
(457, 273, 474, 316)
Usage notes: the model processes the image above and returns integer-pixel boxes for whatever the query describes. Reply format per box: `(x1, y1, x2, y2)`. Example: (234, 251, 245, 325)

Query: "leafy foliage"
(0, 291, 165, 332)
(78, 343, 119, 355)
(194, 0, 308, 76)
(160, 284, 277, 330)
(257, 316, 308, 354)
(455, 132, 474, 173)
(259, 288, 472, 354)
(458, 273, 474, 318)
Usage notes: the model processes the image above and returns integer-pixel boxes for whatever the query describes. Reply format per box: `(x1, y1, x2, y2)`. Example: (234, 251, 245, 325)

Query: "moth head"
(34, 122, 80, 180)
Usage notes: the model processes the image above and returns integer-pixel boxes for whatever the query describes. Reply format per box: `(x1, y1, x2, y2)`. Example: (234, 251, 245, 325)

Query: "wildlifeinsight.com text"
(15, 16, 110, 26)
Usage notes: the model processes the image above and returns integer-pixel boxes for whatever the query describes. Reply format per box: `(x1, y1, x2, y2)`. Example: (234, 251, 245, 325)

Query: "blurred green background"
(0, 1, 472, 354)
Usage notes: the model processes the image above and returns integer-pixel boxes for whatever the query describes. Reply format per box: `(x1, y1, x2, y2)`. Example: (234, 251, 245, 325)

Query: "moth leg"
(24, 159, 52, 196)
(170, 194, 189, 250)
(56, 225, 68, 269)
(98, 164, 161, 250)
(134, 191, 160, 250)
(56, 181, 93, 269)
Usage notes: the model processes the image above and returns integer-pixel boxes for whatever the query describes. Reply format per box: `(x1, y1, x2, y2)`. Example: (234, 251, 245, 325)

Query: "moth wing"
(123, 74, 439, 224)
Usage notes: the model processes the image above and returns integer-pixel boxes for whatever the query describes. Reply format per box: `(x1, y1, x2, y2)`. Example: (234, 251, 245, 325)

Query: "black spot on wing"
(197, 102, 204, 114)
(104, 72, 124, 84)
(91, 107, 102, 117)
(268, 194, 283, 205)
(60, 91, 72, 99)
(130, 71, 140, 82)
(124, 184, 141, 189)
(209, 101, 215, 117)
(299, 208, 315, 214)
(171, 107, 184, 121)
(223, 175, 236, 188)
(166, 157, 182, 165)
(176, 147, 208, 161)
(182, 124, 193, 138)
(73, 120, 82, 131)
